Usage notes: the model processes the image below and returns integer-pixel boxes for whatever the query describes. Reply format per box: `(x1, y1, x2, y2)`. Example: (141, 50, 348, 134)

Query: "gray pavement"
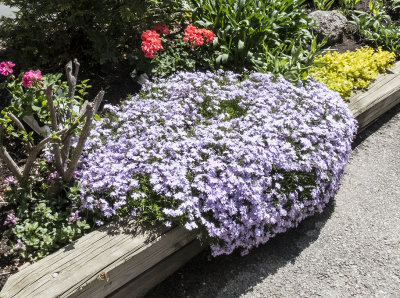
(147, 104, 400, 298)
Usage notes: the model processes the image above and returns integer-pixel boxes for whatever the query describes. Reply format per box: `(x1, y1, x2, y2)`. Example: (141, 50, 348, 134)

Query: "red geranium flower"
(141, 30, 163, 58)
(152, 24, 171, 35)
(184, 25, 215, 46)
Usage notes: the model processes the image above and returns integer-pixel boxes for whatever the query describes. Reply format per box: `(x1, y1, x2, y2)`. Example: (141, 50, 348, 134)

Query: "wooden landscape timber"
(349, 61, 400, 131)
(2, 62, 400, 298)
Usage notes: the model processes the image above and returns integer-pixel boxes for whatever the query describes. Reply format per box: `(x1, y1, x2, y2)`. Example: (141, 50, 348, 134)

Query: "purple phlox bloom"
(68, 210, 81, 223)
(47, 171, 59, 182)
(4, 176, 15, 184)
(15, 239, 26, 251)
(4, 213, 17, 226)
(77, 70, 357, 256)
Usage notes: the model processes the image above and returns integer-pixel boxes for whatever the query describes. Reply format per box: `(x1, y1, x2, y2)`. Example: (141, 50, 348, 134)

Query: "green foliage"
(309, 46, 396, 99)
(339, 0, 360, 12)
(313, 0, 335, 10)
(190, 0, 323, 79)
(252, 36, 327, 82)
(385, 0, 400, 14)
(4, 178, 90, 261)
(350, 1, 400, 55)
(0, 0, 162, 70)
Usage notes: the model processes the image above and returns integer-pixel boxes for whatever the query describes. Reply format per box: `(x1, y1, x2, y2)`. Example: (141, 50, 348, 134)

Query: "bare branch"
(22, 127, 67, 178)
(93, 90, 104, 115)
(64, 90, 104, 182)
(7, 112, 33, 151)
(45, 85, 64, 177)
(65, 59, 80, 103)
(62, 59, 80, 163)
(0, 124, 23, 180)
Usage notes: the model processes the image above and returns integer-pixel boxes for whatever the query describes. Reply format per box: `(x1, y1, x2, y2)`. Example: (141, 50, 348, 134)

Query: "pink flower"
(141, 30, 163, 58)
(22, 69, 42, 88)
(152, 24, 171, 35)
(0, 61, 15, 76)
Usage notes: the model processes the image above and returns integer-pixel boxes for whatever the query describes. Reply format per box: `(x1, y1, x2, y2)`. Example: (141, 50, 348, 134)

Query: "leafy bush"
(78, 70, 357, 256)
(312, 0, 335, 10)
(0, 59, 103, 260)
(189, 0, 324, 79)
(0, 0, 164, 69)
(309, 46, 396, 99)
(350, 1, 400, 55)
(339, 0, 360, 13)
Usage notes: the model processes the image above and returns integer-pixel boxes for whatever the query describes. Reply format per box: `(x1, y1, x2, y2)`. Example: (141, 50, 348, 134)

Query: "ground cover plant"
(309, 46, 396, 99)
(77, 71, 357, 256)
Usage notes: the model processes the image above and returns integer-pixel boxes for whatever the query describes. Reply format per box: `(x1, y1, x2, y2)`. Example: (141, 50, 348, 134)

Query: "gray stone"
(308, 10, 348, 45)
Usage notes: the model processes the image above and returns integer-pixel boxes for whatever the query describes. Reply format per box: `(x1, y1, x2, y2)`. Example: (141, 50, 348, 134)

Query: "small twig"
(0, 272, 11, 276)
(7, 112, 33, 150)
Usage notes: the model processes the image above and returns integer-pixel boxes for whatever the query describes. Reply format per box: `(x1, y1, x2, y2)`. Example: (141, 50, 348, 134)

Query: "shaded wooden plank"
(108, 240, 204, 298)
(1, 222, 196, 298)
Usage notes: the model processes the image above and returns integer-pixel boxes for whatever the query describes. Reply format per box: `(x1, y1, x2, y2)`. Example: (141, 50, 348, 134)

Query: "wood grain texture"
(2, 62, 400, 298)
(349, 62, 400, 131)
(1, 222, 196, 298)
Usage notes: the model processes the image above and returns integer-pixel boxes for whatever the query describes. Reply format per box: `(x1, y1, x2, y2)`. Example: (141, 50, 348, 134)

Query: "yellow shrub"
(309, 46, 396, 100)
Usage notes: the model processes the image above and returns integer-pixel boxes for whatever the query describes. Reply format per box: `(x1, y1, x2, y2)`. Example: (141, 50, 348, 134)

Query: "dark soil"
(0, 0, 377, 292)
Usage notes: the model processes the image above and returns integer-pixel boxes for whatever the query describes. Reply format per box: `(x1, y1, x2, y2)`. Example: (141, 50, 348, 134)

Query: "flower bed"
(3, 63, 400, 297)
(78, 70, 357, 256)
(1, 0, 400, 292)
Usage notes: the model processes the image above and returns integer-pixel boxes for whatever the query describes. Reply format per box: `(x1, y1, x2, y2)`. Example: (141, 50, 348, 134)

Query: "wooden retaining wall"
(2, 62, 400, 298)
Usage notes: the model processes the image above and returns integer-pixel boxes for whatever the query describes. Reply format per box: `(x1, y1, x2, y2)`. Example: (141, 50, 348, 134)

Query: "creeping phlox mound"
(78, 71, 357, 256)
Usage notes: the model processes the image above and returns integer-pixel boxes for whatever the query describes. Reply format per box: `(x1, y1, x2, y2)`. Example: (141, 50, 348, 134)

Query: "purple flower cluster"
(4, 213, 17, 226)
(78, 71, 357, 256)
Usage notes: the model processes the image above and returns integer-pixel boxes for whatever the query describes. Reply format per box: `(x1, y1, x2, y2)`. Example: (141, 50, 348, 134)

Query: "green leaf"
(94, 114, 101, 121)
(311, 37, 317, 53)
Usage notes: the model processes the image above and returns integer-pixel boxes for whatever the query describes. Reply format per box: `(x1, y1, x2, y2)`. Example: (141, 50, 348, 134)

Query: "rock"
(308, 10, 348, 45)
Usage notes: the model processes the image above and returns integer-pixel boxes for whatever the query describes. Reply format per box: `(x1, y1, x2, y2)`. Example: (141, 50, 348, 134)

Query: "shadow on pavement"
(146, 199, 335, 298)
